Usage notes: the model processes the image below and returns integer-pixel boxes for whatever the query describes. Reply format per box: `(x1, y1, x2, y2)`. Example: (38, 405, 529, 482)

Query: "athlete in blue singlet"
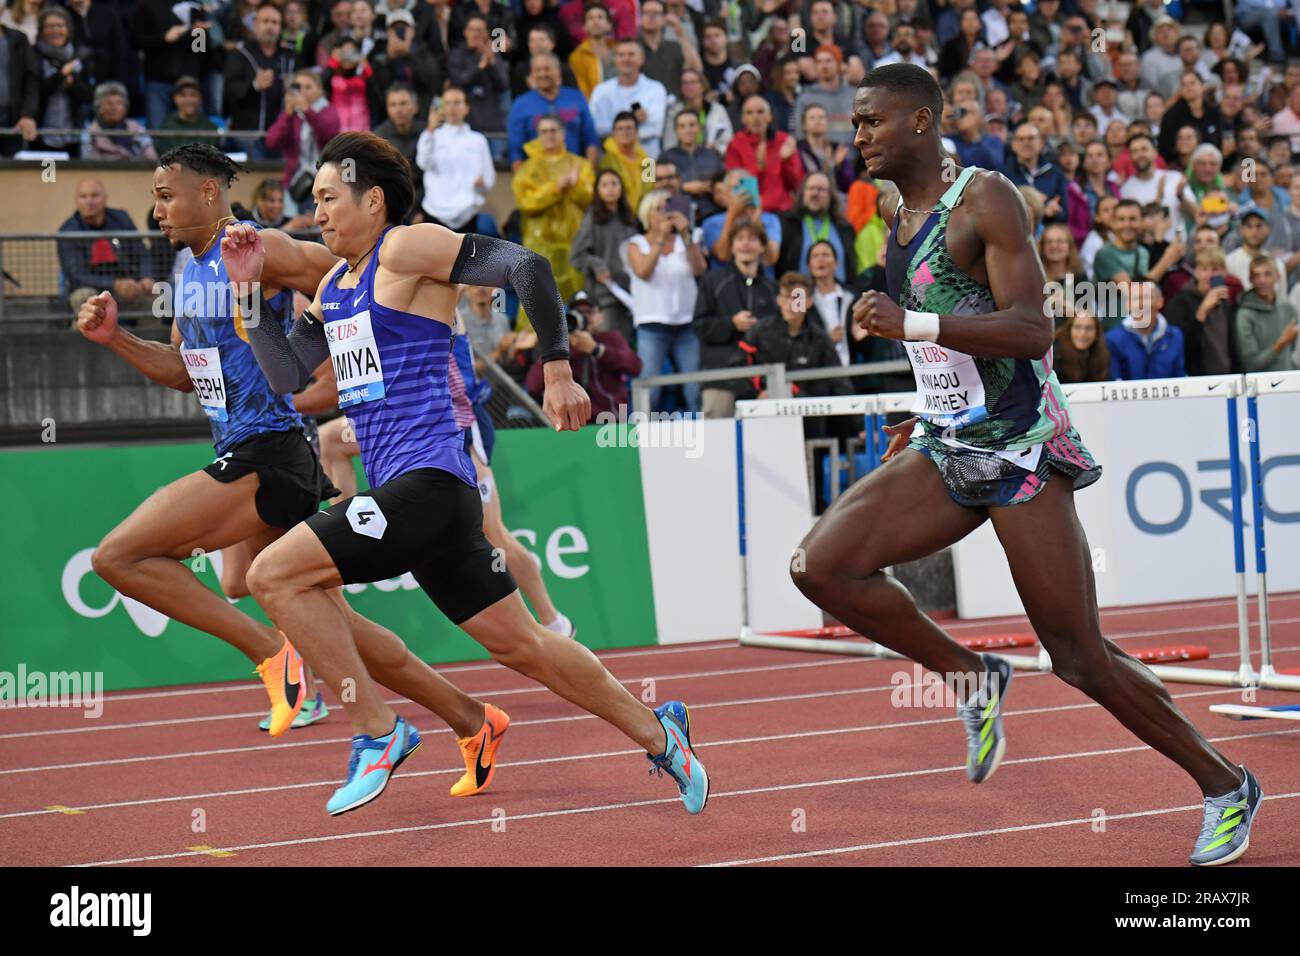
(234, 131, 708, 818)
(790, 65, 1260, 866)
(76, 147, 509, 778)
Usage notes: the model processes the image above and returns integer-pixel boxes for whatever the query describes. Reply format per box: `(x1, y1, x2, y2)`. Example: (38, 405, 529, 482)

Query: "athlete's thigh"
(221, 525, 288, 595)
(987, 474, 1100, 640)
(104, 469, 269, 560)
(252, 518, 346, 591)
(802, 448, 988, 577)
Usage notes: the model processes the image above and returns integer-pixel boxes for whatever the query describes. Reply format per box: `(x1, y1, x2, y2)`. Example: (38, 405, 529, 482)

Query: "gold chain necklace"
(196, 215, 238, 258)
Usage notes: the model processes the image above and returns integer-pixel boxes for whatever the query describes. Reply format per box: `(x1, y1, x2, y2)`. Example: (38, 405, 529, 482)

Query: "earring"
(915, 128, 922, 134)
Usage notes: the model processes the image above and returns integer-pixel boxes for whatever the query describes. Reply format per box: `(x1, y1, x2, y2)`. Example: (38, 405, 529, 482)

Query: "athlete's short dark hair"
(858, 63, 942, 125)
(157, 143, 243, 187)
(318, 131, 415, 226)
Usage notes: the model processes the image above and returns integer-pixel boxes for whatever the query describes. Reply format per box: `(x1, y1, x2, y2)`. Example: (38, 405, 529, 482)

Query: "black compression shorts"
(203, 429, 338, 528)
(305, 467, 517, 624)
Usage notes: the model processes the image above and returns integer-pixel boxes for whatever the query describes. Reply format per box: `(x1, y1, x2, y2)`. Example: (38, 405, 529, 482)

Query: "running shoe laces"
(648, 753, 686, 793)
(1195, 779, 1248, 849)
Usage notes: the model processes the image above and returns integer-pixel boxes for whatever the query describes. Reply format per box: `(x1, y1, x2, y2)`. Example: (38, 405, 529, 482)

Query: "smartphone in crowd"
(734, 173, 760, 208)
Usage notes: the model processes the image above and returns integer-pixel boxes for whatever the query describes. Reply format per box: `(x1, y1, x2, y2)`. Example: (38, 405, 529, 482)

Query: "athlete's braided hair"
(157, 143, 244, 188)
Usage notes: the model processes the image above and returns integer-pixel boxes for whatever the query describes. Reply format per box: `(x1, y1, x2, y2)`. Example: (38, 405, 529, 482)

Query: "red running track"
(2, 593, 1299, 867)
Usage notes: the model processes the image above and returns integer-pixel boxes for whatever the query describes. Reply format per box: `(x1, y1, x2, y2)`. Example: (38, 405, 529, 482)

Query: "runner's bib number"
(181, 346, 228, 422)
(905, 341, 989, 429)
(326, 310, 386, 409)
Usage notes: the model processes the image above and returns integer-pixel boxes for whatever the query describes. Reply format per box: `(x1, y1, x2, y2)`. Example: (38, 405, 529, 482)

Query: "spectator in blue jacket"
(57, 177, 153, 320)
(1105, 281, 1187, 380)
(508, 52, 598, 170)
(1002, 122, 1068, 223)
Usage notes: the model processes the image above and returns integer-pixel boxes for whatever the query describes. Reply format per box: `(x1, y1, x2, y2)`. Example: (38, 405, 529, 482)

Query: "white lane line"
(0, 685, 1271, 817)
(64, 726, 1300, 867)
(9, 621, 1296, 739)
(20, 594, 1296, 709)
(2, 640, 1288, 774)
(701, 790, 1300, 867)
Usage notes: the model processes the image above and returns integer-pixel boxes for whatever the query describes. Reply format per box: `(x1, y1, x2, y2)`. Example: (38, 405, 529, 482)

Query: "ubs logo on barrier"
(1126, 456, 1300, 534)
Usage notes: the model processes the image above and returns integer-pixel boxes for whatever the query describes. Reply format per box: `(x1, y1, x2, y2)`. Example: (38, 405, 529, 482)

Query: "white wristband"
(904, 310, 941, 342)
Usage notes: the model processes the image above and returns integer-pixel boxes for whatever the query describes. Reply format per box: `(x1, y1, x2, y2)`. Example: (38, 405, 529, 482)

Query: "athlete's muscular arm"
(222, 224, 334, 394)
(256, 229, 343, 299)
(382, 224, 590, 430)
(855, 173, 1054, 360)
(75, 291, 194, 392)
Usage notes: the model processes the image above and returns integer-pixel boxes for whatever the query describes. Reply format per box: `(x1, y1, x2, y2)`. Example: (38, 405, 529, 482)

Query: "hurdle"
(735, 371, 1300, 696)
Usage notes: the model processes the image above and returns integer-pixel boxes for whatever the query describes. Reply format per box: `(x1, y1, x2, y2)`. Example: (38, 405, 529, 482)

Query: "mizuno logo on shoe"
(669, 728, 692, 780)
(363, 732, 400, 777)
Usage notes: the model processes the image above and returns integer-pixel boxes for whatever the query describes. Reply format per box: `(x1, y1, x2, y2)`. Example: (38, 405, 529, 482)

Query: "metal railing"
(631, 363, 790, 413)
(0, 229, 323, 326)
(630, 359, 911, 413)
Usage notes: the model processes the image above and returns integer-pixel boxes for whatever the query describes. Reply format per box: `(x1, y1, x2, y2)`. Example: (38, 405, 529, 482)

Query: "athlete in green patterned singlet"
(790, 64, 1261, 867)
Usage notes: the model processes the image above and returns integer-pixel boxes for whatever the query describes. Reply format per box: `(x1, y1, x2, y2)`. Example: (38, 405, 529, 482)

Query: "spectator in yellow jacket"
(512, 114, 595, 326)
(598, 111, 652, 221)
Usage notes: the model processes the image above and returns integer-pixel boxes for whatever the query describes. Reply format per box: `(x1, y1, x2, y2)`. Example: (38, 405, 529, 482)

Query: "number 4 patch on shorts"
(346, 496, 388, 539)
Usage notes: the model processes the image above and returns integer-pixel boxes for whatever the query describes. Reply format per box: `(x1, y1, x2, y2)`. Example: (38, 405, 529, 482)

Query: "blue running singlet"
(173, 220, 301, 455)
(317, 227, 476, 489)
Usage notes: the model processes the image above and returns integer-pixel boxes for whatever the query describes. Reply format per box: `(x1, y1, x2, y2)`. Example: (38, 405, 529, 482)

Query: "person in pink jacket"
(264, 70, 342, 213)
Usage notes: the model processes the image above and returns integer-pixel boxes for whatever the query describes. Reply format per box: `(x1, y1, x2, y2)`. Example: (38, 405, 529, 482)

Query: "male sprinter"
(230, 131, 706, 816)
(76, 145, 512, 798)
(791, 65, 1259, 866)
(314, 309, 579, 643)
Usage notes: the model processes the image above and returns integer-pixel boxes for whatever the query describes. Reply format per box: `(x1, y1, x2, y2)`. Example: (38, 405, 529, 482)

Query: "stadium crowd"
(3, 0, 1300, 421)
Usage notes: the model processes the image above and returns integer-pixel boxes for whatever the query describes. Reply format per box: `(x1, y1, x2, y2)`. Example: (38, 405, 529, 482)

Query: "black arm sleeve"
(242, 295, 332, 395)
(448, 234, 570, 364)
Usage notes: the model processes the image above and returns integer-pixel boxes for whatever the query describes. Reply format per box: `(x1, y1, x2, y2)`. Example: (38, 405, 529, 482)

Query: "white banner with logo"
(953, 392, 1300, 619)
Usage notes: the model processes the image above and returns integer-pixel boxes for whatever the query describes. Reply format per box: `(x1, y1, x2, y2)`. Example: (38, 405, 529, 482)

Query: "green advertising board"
(0, 428, 656, 691)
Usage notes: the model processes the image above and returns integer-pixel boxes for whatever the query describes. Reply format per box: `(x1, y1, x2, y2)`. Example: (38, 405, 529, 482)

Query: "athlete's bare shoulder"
(378, 222, 467, 283)
(878, 186, 900, 230)
(960, 169, 1033, 239)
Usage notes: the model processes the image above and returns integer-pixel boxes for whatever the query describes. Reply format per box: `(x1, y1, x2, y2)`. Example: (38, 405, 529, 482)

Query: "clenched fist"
(220, 223, 266, 287)
(76, 290, 120, 344)
(852, 290, 906, 340)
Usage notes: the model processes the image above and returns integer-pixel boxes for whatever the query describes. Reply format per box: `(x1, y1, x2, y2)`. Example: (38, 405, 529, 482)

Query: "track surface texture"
(2, 593, 1298, 867)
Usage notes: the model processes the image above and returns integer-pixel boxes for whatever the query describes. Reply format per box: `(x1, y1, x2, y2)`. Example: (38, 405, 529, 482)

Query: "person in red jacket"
(724, 94, 805, 214)
(526, 290, 642, 422)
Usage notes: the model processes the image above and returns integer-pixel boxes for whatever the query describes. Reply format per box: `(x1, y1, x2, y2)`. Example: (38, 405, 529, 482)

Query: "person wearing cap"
(1139, 16, 1181, 93)
(155, 75, 222, 152)
(794, 44, 856, 147)
(1088, 77, 1129, 136)
(1226, 209, 1291, 295)
(1234, 0, 1290, 65)
(370, 8, 439, 120)
(87, 81, 157, 160)
(524, 290, 642, 422)
(723, 62, 763, 134)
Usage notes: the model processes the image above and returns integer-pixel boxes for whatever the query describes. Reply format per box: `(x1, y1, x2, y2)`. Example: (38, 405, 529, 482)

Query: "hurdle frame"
(735, 371, 1300, 696)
